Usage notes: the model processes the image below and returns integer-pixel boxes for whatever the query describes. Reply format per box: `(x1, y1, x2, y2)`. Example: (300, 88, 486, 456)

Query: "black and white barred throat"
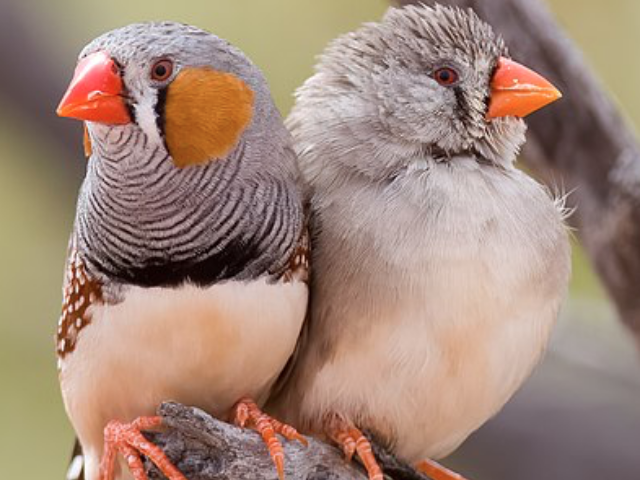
(75, 123, 303, 288)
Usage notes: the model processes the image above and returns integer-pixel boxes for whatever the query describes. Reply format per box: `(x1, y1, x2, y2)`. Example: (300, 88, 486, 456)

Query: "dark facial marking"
(110, 59, 137, 123)
(154, 86, 168, 138)
(453, 86, 471, 123)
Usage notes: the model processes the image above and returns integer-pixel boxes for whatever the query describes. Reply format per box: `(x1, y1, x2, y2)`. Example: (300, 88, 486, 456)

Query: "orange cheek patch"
(83, 123, 92, 158)
(164, 67, 254, 167)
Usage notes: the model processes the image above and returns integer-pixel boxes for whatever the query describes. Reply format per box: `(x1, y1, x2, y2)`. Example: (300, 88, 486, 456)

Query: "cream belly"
(59, 278, 307, 480)
(290, 159, 570, 463)
(302, 277, 560, 462)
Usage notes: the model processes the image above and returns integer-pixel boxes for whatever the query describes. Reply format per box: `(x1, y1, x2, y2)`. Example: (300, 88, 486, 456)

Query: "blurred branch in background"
(0, 1, 84, 182)
(395, 0, 640, 345)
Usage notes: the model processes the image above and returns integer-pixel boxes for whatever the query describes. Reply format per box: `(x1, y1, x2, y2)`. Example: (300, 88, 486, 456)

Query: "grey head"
(76, 21, 288, 167)
(288, 5, 537, 180)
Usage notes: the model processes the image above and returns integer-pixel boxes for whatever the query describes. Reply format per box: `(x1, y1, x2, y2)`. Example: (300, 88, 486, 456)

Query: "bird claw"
(325, 414, 384, 480)
(415, 459, 470, 480)
(231, 397, 308, 480)
(98, 416, 187, 480)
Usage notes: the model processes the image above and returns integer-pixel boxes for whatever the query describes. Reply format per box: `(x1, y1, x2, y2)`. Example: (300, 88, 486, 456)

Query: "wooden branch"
(143, 402, 429, 480)
(394, 0, 640, 343)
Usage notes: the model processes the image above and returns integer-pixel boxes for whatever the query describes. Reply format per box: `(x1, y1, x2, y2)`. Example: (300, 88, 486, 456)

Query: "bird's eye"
(151, 59, 173, 81)
(433, 67, 459, 86)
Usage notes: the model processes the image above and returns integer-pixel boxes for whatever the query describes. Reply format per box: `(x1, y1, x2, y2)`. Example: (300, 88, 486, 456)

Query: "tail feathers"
(66, 438, 85, 480)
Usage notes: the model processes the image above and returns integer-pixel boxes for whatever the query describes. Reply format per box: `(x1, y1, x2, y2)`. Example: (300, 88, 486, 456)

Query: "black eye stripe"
(113, 59, 125, 74)
(125, 100, 137, 125)
(155, 86, 168, 138)
(453, 86, 471, 121)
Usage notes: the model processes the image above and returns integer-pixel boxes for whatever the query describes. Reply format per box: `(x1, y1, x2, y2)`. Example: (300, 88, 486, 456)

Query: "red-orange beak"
(486, 57, 562, 119)
(56, 51, 131, 124)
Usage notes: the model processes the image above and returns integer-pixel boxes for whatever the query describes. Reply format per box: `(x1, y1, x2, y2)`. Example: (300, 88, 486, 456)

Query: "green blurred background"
(0, 0, 638, 478)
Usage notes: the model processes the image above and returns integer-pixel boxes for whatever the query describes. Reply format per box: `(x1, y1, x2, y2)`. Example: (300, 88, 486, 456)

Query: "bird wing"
(56, 236, 104, 360)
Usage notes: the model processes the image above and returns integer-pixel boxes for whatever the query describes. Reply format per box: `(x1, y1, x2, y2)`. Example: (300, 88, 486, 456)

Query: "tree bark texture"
(394, 0, 640, 343)
(144, 402, 428, 480)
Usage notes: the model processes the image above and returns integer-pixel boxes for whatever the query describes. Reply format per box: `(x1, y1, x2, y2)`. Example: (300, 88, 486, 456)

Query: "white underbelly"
(289, 154, 569, 463)
(59, 278, 307, 480)
(300, 280, 559, 462)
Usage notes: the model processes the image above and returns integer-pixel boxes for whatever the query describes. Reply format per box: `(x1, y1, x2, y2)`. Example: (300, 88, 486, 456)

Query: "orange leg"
(98, 416, 187, 480)
(325, 415, 384, 480)
(416, 459, 470, 480)
(231, 397, 307, 480)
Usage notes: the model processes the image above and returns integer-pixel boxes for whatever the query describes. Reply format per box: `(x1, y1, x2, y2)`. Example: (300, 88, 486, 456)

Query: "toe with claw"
(325, 414, 384, 480)
(98, 416, 187, 480)
(415, 459, 470, 480)
(231, 397, 307, 479)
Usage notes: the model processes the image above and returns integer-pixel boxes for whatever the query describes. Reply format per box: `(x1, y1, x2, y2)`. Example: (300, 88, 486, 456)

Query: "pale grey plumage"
(270, 4, 570, 465)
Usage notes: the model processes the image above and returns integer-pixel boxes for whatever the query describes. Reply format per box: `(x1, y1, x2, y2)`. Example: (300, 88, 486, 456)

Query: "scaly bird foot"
(415, 459, 470, 480)
(231, 397, 307, 480)
(325, 414, 384, 480)
(98, 416, 187, 480)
